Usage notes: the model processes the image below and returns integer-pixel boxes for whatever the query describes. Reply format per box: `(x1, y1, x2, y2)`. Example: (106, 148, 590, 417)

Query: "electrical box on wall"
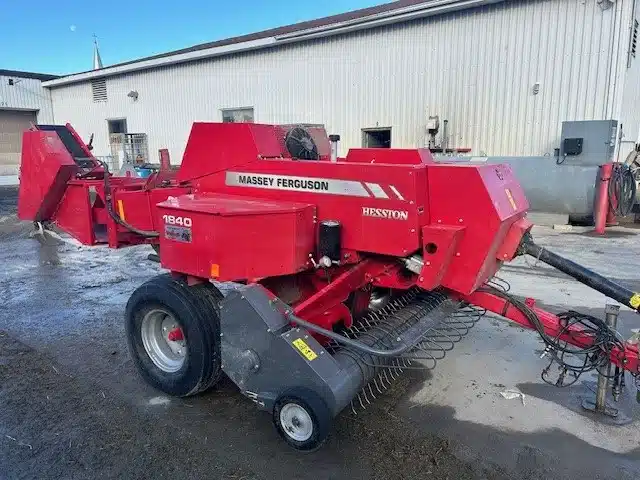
(562, 137, 583, 156)
(559, 120, 617, 166)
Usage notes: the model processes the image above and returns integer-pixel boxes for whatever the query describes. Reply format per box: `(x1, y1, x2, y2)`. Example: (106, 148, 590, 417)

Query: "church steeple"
(93, 34, 103, 70)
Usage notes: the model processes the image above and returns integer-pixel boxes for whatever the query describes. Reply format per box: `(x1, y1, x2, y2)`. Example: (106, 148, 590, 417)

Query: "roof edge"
(43, 0, 504, 88)
(0, 69, 60, 82)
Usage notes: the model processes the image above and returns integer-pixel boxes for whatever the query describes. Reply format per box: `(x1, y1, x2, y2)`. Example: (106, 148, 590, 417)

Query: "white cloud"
(70, 25, 76, 32)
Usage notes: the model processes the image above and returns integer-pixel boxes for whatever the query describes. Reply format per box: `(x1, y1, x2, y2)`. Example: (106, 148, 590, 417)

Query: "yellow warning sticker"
(505, 188, 518, 211)
(292, 338, 318, 361)
(630, 293, 640, 309)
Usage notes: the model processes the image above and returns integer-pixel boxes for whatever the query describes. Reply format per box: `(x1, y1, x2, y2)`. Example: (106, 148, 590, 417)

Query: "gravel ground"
(0, 332, 503, 480)
(0, 185, 508, 480)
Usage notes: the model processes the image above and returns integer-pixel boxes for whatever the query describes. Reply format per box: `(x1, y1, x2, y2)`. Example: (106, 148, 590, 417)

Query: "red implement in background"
(18, 123, 185, 248)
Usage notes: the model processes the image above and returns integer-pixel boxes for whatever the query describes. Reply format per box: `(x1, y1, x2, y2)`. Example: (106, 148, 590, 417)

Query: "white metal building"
(43, 0, 640, 165)
(0, 70, 56, 180)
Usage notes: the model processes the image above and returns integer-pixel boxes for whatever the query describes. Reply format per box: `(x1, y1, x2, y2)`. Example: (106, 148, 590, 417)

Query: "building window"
(107, 118, 127, 135)
(92, 78, 107, 102)
(221, 107, 254, 123)
(362, 127, 392, 148)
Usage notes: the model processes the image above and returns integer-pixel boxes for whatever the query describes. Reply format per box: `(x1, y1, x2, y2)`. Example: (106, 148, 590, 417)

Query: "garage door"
(0, 110, 37, 175)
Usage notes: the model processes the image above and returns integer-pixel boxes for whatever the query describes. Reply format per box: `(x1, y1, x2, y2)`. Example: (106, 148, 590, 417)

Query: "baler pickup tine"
(412, 344, 441, 362)
(368, 383, 376, 399)
(373, 377, 383, 393)
(303, 291, 480, 412)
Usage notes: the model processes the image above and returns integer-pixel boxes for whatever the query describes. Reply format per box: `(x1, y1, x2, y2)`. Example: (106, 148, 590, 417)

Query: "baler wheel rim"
(279, 403, 314, 442)
(273, 388, 331, 452)
(140, 309, 186, 373)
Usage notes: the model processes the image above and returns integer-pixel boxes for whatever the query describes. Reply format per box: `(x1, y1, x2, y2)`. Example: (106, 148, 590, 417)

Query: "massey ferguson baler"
(17, 122, 640, 450)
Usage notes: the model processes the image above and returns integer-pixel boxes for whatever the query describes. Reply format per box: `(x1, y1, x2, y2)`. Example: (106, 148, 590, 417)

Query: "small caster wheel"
(273, 388, 331, 452)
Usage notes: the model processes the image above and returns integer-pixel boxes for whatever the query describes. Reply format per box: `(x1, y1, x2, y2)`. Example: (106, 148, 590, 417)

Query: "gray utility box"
(560, 120, 617, 166)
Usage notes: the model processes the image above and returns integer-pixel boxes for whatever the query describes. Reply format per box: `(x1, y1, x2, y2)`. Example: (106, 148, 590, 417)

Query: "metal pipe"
(601, 367, 614, 406)
(594, 163, 613, 234)
(441, 120, 449, 152)
(597, 305, 619, 409)
(522, 237, 640, 312)
(329, 134, 340, 162)
(582, 304, 619, 417)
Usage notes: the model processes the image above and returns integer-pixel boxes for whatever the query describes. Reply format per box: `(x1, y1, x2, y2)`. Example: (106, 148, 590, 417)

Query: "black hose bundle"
(540, 310, 626, 387)
(608, 163, 637, 217)
(480, 286, 626, 387)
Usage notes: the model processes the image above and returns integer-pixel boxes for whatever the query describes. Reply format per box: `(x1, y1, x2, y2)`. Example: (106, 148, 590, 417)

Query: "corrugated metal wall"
(619, 0, 640, 160)
(0, 75, 54, 123)
(49, 0, 635, 162)
(0, 74, 54, 177)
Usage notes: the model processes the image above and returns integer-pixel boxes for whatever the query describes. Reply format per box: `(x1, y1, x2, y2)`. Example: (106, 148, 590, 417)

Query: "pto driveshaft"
(521, 235, 640, 312)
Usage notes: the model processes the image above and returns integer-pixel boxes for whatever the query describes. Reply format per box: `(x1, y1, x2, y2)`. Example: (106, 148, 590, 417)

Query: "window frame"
(220, 107, 255, 123)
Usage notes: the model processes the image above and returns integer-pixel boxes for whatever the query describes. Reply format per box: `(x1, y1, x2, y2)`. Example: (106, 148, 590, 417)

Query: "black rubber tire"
(125, 274, 224, 397)
(273, 388, 332, 452)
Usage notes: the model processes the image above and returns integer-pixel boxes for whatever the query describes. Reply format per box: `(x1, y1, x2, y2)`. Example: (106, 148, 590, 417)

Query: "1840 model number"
(162, 215, 192, 227)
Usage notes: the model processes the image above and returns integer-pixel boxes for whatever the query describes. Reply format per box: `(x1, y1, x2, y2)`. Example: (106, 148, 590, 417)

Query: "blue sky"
(1, 0, 386, 75)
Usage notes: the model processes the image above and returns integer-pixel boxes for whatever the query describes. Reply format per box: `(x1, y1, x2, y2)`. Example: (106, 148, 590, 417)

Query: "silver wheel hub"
(141, 309, 187, 373)
(280, 403, 313, 442)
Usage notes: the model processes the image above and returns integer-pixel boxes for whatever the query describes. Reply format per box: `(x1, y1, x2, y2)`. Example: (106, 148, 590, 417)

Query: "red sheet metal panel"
(160, 192, 313, 216)
(17, 130, 78, 221)
(176, 123, 284, 183)
(156, 193, 316, 281)
(53, 183, 95, 245)
(344, 148, 434, 165)
(194, 159, 427, 258)
(425, 163, 528, 294)
(115, 186, 190, 233)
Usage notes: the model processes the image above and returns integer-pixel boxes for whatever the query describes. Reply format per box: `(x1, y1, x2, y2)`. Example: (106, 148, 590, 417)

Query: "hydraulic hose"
(624, 148, 640, 206)
(609, 163, 637, 217)
(521, 235, 640, 312)
(98, 160, 159, 238)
